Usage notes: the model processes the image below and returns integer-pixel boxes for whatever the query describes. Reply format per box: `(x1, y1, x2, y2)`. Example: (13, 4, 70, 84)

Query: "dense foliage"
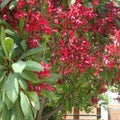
(0, 0, 120, 120)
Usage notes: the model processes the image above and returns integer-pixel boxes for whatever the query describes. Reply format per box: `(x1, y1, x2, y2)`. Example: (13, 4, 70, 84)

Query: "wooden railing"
(108, 105, 120, 120)
(62, 107, 101, 120)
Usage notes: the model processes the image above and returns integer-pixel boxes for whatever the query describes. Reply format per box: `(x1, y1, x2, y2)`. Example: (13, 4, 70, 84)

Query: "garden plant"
(0, 0, 120, 120)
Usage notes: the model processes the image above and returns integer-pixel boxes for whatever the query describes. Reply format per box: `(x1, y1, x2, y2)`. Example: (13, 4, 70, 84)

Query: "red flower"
(40, 83, 47, 90)
(91, 96, 99, 104)
(47, 85, 56, 92)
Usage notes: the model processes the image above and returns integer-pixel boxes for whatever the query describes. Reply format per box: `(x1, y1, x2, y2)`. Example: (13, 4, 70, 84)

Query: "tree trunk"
(37, 97, 47, 120)
(42, 104, 64, 120)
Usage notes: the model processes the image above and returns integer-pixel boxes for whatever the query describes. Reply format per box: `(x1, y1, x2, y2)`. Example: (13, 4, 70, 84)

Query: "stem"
(42, 104, 64, 120)
(37, 97, 47, 120)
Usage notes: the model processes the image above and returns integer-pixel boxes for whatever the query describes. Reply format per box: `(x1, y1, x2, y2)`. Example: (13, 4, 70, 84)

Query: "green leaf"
(11, 108, 19, 120)
(0, 64, 5, 70)
(0, 50, 4, 64)
(9, 44, 17, 60)
(4, 37, 15, 58)
(26, 91, 40, 110)
(19, 47, 45, 60)
(5, 29, 14, 36)
(100, 68, 107, 82)
(0, 93, 4, 112)
(107, 70, 114, 85)
(46, 73, 60, 84)
(3, 92, 13, 110)
(81, 82, 88, 88)
(25, 61, 44, 72)
(9, 0, 18, 10)
(19, 18, 25, 33)
(31, 106, 38, 119)
(114, 18, 120, 28)
(62, 0, 68, 8)
(14, 100, 25, 120)
(1, 107, 11, 120)
(19, 70, 40, 83)
(0, 27, 15, 59)
(11, 103, 24, 120)
(64, 100, 72, 112)
(0, 19, 12, 29)
(0, 0, 11, 9)
(20, 40, 27, 51)
(0, 27, 7, 56)
(0, 72, 5, 83)
(12, 61, 26, 73)
(4, 74, 19, 103)
(26, 110, 34, 120)
(18, 77, 28, 90)
(42, 90, 57, 100)
(20, 91, 31, 119)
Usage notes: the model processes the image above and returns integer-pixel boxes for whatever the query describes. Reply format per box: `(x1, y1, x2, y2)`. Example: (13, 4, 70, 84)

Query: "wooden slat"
(108, 105, 120, 120)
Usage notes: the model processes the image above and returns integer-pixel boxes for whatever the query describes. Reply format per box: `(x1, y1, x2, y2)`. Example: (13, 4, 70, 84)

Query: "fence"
(108, 105, 120, 120)
(62, 107, 101, 120)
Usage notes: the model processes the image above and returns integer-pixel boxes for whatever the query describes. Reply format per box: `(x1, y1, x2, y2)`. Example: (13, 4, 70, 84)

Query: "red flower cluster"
(28, 82, 56, 96)
(37, 62, 50, 78)
(91, 96, 99, 104)
(1, 0, 120, 101)
(0, 0, 52, 49)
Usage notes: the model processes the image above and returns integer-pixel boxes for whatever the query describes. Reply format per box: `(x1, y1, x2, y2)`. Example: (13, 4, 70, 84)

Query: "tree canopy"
(0, 0, 120, 120)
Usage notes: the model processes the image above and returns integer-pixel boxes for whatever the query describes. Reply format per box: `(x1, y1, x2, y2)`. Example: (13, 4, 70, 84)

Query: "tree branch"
(42, 104, 64, 120)
(37, 97, 47, 120)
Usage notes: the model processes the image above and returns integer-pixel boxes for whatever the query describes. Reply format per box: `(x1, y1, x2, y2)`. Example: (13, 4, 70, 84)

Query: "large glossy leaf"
(0, 72, 5, 83)
(18, 77, 28, 90)
(3, 92, 13, 110)
(0, 27, 7, 56)
(0, 0, 11, 9)
(12, 61, 26, 73)
(20, 91, 31, 119)
(31, 106, 38, 119)
(9, 0, 18, 10)
(19, 70, 40, 83)
(9, 44, 17, 60)
(26, 91, 40, 110)
(25, 61, 44, 72)
(0, 93, 4, 112)
(1, 107, 11, 120)
(0, 27, 15, 59)
(19, 47, 45, 60)
(4, 37, 15, 58)
(11, 102, 24, 120)
(4, 74, 19, 103)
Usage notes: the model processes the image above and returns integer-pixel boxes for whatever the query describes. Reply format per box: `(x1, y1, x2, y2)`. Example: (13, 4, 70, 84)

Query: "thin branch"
(37, 97, 47, 120)
(42, 104, 64, 120)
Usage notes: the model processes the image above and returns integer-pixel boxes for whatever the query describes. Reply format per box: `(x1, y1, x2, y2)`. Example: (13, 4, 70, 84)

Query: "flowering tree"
(0, 0, 120, 120)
